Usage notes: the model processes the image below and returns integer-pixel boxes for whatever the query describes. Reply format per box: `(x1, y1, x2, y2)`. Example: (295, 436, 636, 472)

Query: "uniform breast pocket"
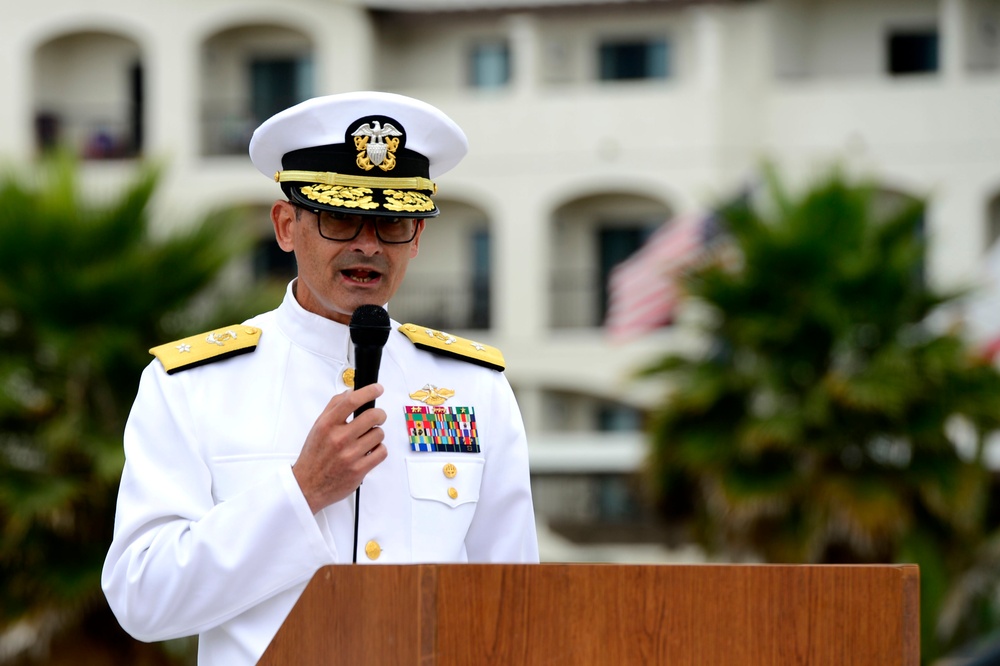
(210, 453, 298, 503)
(405, 458, 484, 561)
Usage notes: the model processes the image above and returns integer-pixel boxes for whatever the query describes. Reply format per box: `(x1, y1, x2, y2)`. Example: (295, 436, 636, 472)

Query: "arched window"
(392, 199, 493, 331)
(33, 31, 144, 159)
(200, 24, 314, 156)
(551, 192, 673, 328)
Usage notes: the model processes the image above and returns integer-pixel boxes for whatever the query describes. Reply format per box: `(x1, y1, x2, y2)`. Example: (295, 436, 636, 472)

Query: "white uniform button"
(365, 540, 381, 560)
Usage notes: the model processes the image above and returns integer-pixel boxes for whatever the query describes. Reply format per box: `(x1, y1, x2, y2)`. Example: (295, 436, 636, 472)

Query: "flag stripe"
(605, 213, 713, 341)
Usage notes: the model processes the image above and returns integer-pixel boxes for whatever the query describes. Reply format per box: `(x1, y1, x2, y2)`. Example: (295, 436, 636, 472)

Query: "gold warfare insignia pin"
(409, 384, 456, 406)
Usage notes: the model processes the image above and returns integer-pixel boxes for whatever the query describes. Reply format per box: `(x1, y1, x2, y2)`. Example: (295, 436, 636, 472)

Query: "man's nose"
(350, 220, 382, 253)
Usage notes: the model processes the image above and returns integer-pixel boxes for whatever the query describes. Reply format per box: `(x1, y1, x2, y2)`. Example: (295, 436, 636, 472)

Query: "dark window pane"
(253, 238, 296, 281)
(888, 30, 939, 75)
(470, 229, 491, 328)
(251, 58, 312, 123)
(597, 226, 655, 323)
(469, 43, 510, 88)
(599, 39, 669, 80)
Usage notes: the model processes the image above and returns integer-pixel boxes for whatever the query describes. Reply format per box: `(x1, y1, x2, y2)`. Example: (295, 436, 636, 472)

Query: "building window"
(253, 237, 296, 282)
(33, 32, 144, 160)
(598, 225, 657, 323)
(598, 404, 643, 432)
(599, 38, 670, 80)
(987, 193, 1000, 250)
(469, 42, 510, 88)
(887, 29, 939, 75)
(129, 62, 144, 156)
(470, 229, 492, 329)
(251, 57, 313, 124)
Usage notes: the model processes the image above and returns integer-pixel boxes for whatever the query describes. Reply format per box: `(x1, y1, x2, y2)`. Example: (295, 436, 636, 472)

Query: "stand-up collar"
(274, 280, 354, 361)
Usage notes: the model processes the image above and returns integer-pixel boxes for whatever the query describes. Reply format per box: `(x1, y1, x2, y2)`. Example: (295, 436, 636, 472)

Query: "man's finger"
(325, 383, 384, 422)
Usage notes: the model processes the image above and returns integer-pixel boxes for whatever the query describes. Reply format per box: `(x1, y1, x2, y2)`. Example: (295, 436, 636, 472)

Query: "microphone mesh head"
(349, 305, 391, 347)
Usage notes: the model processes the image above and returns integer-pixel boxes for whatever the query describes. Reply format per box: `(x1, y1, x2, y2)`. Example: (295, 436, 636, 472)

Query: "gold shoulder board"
(398, 324, 505, 371)
(150, 325, 262, 375)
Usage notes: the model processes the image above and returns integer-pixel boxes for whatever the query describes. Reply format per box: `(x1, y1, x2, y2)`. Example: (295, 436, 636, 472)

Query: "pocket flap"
(405, 458, 484, 508)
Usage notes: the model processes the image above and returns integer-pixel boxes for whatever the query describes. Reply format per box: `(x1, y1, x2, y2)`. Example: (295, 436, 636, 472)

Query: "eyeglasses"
(295, 206, 419, 244)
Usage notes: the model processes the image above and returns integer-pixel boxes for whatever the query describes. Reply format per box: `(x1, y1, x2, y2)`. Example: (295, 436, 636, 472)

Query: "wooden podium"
(258, 563, 919, 665)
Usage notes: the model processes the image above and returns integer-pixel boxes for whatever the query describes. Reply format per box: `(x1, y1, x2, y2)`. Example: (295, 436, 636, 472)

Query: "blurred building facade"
(1, 0, 998, 561)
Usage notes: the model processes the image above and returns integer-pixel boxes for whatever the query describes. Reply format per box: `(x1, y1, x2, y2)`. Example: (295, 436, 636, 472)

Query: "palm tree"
(0, 156, 279, 664)
(641, 169, 1000, 663)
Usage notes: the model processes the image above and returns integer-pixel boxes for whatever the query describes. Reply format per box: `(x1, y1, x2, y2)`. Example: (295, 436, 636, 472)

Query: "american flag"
(604, 213, 724, 342)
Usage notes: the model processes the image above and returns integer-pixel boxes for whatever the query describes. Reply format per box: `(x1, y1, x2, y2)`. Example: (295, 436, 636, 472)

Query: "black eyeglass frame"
(292, 204, 420, 244)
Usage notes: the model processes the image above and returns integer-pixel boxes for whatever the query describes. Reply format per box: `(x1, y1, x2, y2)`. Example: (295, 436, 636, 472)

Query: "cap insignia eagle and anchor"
(352, 120, 401, 171)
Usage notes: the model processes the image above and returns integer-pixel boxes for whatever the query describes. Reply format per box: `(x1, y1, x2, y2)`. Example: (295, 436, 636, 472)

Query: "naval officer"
(102, 91, 539, 665)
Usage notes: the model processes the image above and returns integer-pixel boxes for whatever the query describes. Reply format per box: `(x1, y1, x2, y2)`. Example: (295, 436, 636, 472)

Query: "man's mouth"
(342, 268, 381, 284)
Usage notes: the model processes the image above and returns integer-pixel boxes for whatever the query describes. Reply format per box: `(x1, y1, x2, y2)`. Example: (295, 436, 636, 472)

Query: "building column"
(941, 0, 968, 82)
(0, 32, 32, 156)
(506, 13, 541, 95)
(146, 28, 198, 165)
(314, 5, 375, 92)
(515, 384, 545, 438)
(927, 177, 983, 290)
(493, 190, 549, 341)
(690, 5, 724, 91)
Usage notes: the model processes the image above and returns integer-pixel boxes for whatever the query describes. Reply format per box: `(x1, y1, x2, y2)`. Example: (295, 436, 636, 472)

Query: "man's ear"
(271, 201, 297, 252)
(409, 219, 426, 258)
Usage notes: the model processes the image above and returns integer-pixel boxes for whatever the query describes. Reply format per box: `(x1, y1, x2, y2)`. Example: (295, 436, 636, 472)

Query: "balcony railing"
(201, 103, 257, 156)
(551, 270, 604, 329)
(394, 270, 616, 331)
(35, 107, 140, 160)
(391, 276, 491, 331)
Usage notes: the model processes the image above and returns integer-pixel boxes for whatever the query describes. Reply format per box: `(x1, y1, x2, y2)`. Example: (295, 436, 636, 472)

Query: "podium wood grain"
(258, 563, 919, 665)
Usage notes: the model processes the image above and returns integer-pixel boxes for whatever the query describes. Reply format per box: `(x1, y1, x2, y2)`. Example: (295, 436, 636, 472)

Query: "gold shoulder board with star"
(149, 325, 262, 375)
(398, 324, 505, 371)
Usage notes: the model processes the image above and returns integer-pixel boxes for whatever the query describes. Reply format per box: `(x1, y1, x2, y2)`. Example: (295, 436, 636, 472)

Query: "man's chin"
(292, 278, 395, 324)
(332, 296, 391, 322)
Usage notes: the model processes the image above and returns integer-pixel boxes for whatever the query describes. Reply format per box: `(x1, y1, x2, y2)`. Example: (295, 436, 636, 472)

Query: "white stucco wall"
(1, 0, 999, 436)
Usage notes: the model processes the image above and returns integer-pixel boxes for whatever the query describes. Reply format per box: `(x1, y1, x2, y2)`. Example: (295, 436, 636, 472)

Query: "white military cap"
(249, 91, 468, 218)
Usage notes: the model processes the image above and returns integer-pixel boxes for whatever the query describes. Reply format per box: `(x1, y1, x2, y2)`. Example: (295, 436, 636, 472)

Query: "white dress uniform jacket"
(102, 283, 539, 665)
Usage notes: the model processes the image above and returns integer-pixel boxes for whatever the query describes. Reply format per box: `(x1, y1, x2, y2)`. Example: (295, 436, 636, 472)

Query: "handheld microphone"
(349, 304, 391, 417)
(348, 304, 390, 563)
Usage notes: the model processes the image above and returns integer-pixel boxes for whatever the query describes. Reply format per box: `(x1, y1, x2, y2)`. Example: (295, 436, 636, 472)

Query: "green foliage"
(0, 156, 280, 662)
(642, 168, 1000, 662)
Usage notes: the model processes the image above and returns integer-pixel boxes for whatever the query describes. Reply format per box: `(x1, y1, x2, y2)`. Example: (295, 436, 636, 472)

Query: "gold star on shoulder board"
(398, 324, 506, 371)
(150, 325, 261, 374)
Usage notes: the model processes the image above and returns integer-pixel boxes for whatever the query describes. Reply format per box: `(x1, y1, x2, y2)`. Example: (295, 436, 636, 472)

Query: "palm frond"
(641, 167, 1000, 662)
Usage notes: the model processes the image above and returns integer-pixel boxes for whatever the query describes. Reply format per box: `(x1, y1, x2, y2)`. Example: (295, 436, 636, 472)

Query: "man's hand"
(292, 383, 388, 513)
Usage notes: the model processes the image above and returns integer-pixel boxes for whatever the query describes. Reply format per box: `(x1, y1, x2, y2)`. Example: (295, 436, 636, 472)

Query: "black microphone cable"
(348, 305, 391, 564)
